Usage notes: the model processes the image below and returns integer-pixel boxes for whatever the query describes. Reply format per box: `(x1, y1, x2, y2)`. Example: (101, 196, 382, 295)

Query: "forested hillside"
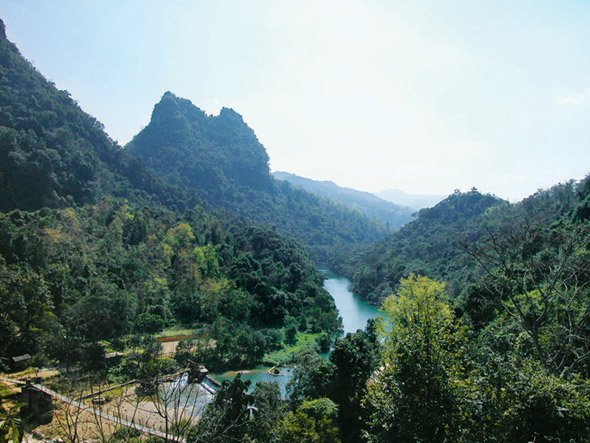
(0, 21, 197, 213)
(2, 13, 590, 443)
(347, 180, 588, 305)
(126, 92, 388, 263)
(273, 171, 415, 228)
(187, 176, 590, 442)
(285, 177, 590, 442)
(345, 189, 506, 303)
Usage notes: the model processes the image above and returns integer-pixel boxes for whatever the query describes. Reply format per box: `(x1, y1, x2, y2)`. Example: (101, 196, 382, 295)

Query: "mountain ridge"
(273, 171, 415, 229)
(343, 189, 507, 303)
(0, 18, 341, 374)
(0, 25, 197, 212)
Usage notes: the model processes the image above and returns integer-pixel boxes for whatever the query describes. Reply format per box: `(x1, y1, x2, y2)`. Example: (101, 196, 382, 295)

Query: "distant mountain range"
(375, 189, 445, 210)
(273, 172, 415, 229)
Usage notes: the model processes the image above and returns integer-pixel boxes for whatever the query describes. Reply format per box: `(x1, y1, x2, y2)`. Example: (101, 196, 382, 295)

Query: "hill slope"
(126, 93, 388, 262)
(347, 179, 590, 305)
(273, 171, 415, 228)
(0, 199, 341, 368)
(0, 20, 195, 212)
(345, 190, 507, 303)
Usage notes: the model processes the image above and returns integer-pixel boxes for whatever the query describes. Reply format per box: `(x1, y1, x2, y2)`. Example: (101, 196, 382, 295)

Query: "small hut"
(11, 354, 31, 371)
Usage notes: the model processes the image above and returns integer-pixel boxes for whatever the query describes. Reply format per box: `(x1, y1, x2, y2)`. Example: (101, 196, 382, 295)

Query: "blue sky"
(1, 0, 589, 201)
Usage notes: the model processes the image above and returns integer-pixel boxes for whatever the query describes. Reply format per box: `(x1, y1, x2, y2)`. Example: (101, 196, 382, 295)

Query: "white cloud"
(556, 88, 590, 106)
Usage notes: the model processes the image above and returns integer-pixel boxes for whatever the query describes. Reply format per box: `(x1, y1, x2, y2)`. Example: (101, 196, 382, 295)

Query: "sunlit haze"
(2, 0, 589, 201)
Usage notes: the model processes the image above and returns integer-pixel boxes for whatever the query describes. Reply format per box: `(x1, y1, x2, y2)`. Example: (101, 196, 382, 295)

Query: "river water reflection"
(318, 265, 382, 335)
(213, 267, 381, 394)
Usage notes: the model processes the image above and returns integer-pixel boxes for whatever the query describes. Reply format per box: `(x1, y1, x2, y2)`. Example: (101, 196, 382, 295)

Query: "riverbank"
(211, 267, 382, 393)
(264, 332, 324, 365)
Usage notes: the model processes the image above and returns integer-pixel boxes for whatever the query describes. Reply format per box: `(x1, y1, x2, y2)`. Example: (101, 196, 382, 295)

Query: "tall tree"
(365, 274, 471, 442)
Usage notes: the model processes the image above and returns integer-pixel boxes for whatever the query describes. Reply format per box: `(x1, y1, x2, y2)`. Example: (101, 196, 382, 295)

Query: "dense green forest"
(262, 177, 590, 442)
(149, 232, 590, 442)
(273, 171, 415, 228)
(346, 181, 587, 306)
(126, 92, 389, 263)
(0, 199, 339, 371)
(200, 179, 589, 442)
(0, 21, 197, 213)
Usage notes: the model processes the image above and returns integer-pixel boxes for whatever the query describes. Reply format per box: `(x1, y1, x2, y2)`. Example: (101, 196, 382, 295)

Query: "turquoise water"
(318, 265, 382, 335)
(212, 366, 294, 396)
(211, 267, 381, 395)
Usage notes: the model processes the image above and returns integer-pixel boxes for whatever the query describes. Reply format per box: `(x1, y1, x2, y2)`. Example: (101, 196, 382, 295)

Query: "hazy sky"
(1, 1, 589, 201)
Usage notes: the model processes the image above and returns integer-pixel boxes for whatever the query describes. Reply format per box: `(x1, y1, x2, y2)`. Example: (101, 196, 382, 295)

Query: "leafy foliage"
(0, 199, 340, 368)
(192, 375, 254, 442)
(364, 275, 471, 442)
(470, 355, 590, 442)
(0, 401, 24, 443)
(273, 398, 341, 443)
(287, 322, 379, 443)
(465, 220, 590, 377)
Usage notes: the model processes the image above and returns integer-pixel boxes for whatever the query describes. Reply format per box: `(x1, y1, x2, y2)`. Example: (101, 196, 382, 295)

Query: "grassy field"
(155, 327, 200, 338)
(264, 332, 321, 364)
(6, 367, 37, 378)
